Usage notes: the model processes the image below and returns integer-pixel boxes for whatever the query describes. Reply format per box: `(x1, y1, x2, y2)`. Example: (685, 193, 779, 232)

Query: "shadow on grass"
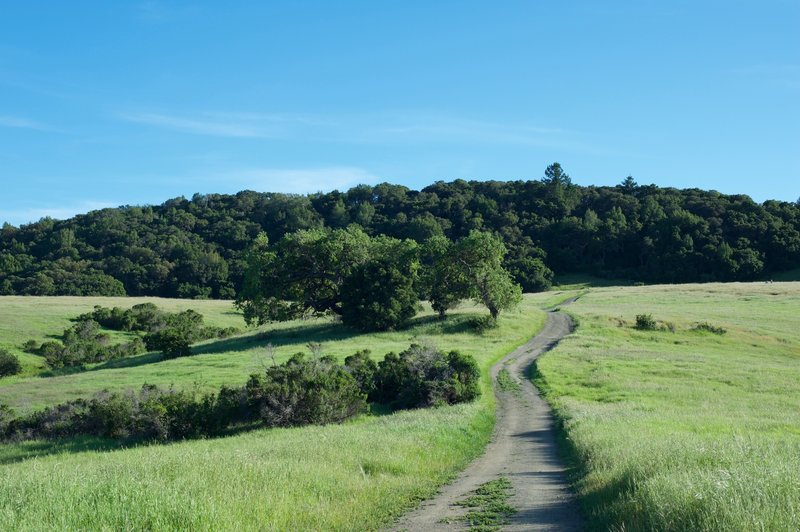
(0, 436, 128, 466)
(552, 273, 635, 290)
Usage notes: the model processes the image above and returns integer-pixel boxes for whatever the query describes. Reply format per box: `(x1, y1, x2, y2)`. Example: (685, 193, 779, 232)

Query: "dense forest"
(2, 164, 799, 298)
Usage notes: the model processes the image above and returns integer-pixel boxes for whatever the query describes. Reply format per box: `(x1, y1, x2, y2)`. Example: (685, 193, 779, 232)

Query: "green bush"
(144, 328, 192, 359)
(344, 350, 378, 398)
(0, 403, 13, 435)
(0, 349, 22, 377)
(21, 339, 38, 353)
(246, 353, 367, 427)
(635, 314, 657, 330)
(693, 322, 727, 335)
(373, 344, 481, 409)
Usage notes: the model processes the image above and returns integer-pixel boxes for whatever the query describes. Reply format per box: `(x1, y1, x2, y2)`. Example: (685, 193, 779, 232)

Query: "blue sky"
(1, 1, 799, 226)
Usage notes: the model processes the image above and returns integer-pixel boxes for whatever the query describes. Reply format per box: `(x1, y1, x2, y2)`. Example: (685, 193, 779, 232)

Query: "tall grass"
(535, 282, 800, 531)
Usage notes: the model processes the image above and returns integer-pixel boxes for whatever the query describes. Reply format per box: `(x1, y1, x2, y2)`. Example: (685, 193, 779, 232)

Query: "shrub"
(693, 322, 727, 335)
(144, 328, 192, 359)
(344, 350, 378, 398)
(246, 353, 366, 427)
(0, 403, 14, 437)
(373, 344, 481, 409)
(21, 339, 39, 353)
(0, 349, 22, 377)
(635, 314, 657, 331)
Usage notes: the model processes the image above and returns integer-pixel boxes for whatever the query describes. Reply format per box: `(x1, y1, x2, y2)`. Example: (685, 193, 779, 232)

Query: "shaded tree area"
(236, 227, 521, 330)
(2, 165, 799, 297)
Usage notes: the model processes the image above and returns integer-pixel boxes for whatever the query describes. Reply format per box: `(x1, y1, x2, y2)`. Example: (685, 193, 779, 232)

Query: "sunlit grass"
(536, 282, 800, 531)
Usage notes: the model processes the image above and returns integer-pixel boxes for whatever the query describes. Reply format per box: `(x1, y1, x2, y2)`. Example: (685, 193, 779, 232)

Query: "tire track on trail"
(390, 302, 582, 531)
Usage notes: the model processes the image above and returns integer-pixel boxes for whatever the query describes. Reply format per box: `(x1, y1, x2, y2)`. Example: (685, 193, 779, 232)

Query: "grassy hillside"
(0, 296, 243, 377)
(0, 296, 546, 413)
(536, 282, 800, 530)
(0, 295, 548, 530)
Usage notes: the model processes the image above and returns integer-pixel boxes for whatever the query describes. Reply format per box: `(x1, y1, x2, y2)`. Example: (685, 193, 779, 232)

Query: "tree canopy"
(1, 164, 799, 298)
(236, 227, 522, 330)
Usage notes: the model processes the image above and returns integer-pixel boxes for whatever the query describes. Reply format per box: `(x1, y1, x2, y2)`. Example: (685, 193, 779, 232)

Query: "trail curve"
(390, 305, 582, 531)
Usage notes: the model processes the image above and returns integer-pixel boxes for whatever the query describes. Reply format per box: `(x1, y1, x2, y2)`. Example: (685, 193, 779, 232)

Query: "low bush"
(0, 349, 22, 377)
(28, 305, 240, 368)
(144, 328, 192, 359)
(0, 403, 13, 434)
(693, 322, 727, 335)
(246, 353, 366, 427)
(373, 344, 480, 409)
(2, 344, 480, 445)
(635, 314, 657, 331)
(344, 350, 377, 398)
(2, 384, 247, 443)
(21, 339, 38, 353)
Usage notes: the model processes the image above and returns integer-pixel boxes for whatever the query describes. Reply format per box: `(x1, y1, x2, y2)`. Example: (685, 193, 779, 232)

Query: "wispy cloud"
(224, 166, 380, 194)
(0, 115, 55, 132)
(1, 200, 119, 226)
(118, 108, 596, 150)
(119, 112, 270, 138)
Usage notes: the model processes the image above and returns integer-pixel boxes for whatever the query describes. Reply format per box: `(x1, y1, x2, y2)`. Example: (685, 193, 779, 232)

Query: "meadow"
(0, 295, 547, 530)
(536, 282, 800, 531)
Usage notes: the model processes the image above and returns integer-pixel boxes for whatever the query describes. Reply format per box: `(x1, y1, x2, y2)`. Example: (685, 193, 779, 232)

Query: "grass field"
(0, 296, 243, 377)
(536, 282, 800, 531)
(0, 295, 547, 530)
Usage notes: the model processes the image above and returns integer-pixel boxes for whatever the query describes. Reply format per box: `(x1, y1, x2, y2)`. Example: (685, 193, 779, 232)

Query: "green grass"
(496, 368, 521, 394)
(535, 281, 800, 531)
(0, 295, 547, 530)
(455, 477, 517, 531)
(0, 297, 542, 414)
(0, 296, 243, 377)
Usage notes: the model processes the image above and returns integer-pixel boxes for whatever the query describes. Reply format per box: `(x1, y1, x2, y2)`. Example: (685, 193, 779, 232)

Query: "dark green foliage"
(144, 328, 191, 359)
(344, 350, 378, 398)
(236, 228, 373, 324)
(21, 339, 38, 353)
(455, 231, 523, 320)
(2, 384, 244, 443)
(635, 314, 658, 331)
(341, 238, 420, 331)
(373, 344, 481, 409)
(245, 353, 367, 427)
(693, 322, 727, 335)
(0, 403, 13, 435)
(238, 228, 423, 331)
(0, 349, 22, 377)
(2, 167, 797, 298)
(420, 236, 469, 318)
(1, 344, 479, 445)
(33, 318, 145, 368)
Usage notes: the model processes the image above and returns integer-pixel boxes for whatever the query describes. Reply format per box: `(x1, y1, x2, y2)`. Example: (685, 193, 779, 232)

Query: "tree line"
(1, 163, 798, 297)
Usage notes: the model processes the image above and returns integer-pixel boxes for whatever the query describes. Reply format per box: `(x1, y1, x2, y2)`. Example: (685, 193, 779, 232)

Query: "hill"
(2, 169, 799, 297)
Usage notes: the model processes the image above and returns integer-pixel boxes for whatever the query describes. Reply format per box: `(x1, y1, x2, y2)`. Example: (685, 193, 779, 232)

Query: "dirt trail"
(390, 304, 582, 531)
